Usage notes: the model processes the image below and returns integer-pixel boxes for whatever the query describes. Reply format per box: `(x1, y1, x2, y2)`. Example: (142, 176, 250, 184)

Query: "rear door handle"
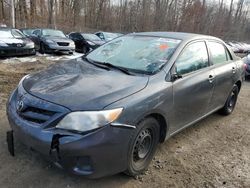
(232, 67, 236, 74)
(208, 75, 214, 83)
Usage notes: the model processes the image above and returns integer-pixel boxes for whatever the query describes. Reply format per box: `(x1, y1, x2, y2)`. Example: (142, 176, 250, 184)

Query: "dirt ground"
(0, 55, 249, 188)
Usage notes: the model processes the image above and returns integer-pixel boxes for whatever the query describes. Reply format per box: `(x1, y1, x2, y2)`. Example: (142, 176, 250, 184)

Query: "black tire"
(39, 43, 45, 54)
(125, 117, 160, 176)
(219, 85, 239, 115)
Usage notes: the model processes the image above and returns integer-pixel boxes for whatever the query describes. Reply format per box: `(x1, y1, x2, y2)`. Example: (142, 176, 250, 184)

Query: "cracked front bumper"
(6, 89, 133, 178)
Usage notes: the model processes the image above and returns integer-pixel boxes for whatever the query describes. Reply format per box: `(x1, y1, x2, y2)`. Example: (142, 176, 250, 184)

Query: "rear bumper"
(0, 47, 36, 57)
(6, 88, 132, 178)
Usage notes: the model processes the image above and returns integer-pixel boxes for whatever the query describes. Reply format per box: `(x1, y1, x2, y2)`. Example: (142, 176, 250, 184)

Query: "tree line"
(0, 0, 249, 41)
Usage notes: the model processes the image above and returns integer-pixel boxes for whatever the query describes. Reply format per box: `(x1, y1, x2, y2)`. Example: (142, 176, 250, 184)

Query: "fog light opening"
(73, 156, 93, 175)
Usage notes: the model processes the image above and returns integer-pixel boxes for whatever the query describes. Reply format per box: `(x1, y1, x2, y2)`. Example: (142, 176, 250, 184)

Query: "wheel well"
(235, 81, 242, 91)
(146, 113, 167, 143)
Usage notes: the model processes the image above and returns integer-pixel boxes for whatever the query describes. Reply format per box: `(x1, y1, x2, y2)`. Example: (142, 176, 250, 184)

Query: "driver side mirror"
(171, 73, 183, 82)
(170, 65, 183, 82)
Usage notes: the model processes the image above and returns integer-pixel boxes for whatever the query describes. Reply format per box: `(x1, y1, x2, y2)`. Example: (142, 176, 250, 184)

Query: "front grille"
(57, 42, 69, 46)
(18, 106, 57, 125)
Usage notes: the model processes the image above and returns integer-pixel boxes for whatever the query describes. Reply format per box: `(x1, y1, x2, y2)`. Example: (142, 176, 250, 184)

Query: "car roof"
(131, 32, 221, 42)
(81, 33, 96, 35)
(33, 28, 62, 31)
(0, 27, 12, 31)
(20, 28, 36, 30)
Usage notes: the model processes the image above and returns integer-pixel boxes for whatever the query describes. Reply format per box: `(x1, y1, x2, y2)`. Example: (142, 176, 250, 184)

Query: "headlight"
(69, 42, 75, 47)
(0, 41, 8, 47)
(56, 108, 123, 132)
(46, 39, 55, 44)
(26, 42, 35, 48)
(87, 41, 95, 46)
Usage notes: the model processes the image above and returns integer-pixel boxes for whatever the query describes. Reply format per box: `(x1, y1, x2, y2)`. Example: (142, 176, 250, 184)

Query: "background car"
(29, 28, 75, 54)
(95, 31, 122, 42)
(0, 27, 35, 57)
(19, 28, 36, 37)
(243, 54, 250, 78)
(239, 42, 250, 53)
(68, 32, 105, 53)
(225, 42, 240, 53)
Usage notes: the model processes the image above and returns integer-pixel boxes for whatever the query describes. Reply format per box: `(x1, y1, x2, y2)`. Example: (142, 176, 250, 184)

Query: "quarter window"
(175, 41, 209, 75)
(207, 42, 227, 64)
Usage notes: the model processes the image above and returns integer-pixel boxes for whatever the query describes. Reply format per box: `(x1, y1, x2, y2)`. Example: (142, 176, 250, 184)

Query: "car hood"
(42, 36, 73, 43)
(0, 38, 31, 44)
(22, 58, 149, 111)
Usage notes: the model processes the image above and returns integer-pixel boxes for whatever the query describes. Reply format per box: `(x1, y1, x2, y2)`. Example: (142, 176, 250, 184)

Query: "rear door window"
(175, 41, 209, 75)
(207, 41, 228, 65)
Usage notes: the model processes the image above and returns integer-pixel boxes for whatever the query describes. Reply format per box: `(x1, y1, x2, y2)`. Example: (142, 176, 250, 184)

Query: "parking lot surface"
(0, 55, 249, 188)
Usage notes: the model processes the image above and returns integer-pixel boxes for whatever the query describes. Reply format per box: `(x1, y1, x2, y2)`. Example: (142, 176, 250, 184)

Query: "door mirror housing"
(171, 73, 183, 81)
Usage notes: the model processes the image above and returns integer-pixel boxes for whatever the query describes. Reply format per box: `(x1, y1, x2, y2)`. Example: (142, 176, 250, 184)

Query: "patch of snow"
(0, 52, 84, 64)
(44, 52, 83, 61)
(1, 56, 38, 64)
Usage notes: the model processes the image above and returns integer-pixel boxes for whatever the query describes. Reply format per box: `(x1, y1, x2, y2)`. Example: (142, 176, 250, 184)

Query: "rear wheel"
(125, 117, 160, 176)
(219, 85, 239, 115)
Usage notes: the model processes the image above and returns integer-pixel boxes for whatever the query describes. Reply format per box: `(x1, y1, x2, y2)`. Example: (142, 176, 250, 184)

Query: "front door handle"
(208, 75, 214, 83)
(232, 67, 236, 74)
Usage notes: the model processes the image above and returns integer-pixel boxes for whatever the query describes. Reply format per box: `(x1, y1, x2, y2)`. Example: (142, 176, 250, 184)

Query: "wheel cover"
(228, 91, 236, 111)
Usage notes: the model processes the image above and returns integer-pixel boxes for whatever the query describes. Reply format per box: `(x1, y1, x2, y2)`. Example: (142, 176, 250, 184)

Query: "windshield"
(22, 29, 35, 36)
(82, 34, 101, 41)
(0, 29, 25, 39)
(12, 29, 26, 38)
(42, 29, 66, 37)
(86, 35, 181, 74)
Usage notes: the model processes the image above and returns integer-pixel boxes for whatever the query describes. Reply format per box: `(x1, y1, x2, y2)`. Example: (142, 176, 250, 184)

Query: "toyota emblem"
(16, 100, 24, 112)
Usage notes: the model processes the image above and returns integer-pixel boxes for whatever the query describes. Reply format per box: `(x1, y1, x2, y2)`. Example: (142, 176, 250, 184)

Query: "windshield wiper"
(82, 57, 134, 75)
(82, 56, 110, 70)
(99, 62, 134, 75)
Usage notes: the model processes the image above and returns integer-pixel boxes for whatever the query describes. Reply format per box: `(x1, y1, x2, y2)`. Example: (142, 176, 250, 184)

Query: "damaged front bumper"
(6, 88, 133, 178)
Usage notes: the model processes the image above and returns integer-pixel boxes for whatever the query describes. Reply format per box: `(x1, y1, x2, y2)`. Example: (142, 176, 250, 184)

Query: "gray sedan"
(29, 28, 75, 54)
(243, 54, 250, 77)
(7, 32, 245, 178)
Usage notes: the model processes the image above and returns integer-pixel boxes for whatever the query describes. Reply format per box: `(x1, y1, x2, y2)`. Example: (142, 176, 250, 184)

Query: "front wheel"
(125, 117, 160, 176)
(219, 85, 239, 115)
(39, 43, 45, 54)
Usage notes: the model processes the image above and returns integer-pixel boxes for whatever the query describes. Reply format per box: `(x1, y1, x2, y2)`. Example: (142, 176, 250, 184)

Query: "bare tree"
(48, 0, 55, 28)
(1, 0, 250, 41)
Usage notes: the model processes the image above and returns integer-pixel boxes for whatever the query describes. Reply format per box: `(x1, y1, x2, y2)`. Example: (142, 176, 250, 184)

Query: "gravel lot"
(0, 55, 249, 188)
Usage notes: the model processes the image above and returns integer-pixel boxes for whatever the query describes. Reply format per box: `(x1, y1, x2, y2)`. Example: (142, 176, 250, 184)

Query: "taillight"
(243, 63, 247, 70)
